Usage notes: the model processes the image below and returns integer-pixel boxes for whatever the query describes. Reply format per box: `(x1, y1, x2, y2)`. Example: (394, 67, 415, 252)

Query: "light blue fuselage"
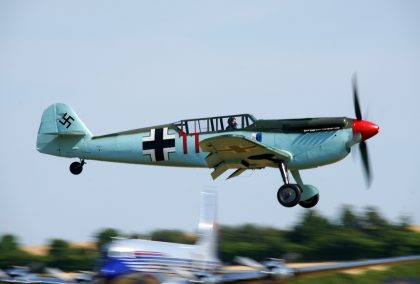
(40, 128, 353, 171)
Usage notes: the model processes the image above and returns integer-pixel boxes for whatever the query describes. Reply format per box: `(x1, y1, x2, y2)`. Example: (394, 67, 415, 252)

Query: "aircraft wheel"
(277, 184, 302, 207)
(299, 194, 319, 208)
(70, 162, 83, 175)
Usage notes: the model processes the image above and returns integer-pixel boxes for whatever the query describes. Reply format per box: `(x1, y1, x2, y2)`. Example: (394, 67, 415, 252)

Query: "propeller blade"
(359, 141, 372, 187)
(353, 75, 362, 120)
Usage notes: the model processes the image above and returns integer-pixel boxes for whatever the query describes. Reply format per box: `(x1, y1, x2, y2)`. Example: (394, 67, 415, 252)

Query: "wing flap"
(211, 162, 229, 180)
(227, 168, 247, 179)
(200, 135, 292, 179)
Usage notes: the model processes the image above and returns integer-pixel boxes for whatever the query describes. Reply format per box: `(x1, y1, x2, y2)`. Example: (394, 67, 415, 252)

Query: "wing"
(221, 255, 420, 282)
(200, 135, 292, 180)
(292, 255, 420, 276)
(216, 269, 265, 282)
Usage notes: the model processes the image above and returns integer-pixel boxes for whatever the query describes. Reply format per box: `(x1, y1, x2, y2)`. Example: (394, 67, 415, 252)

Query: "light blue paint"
(37, 103, 354, 176)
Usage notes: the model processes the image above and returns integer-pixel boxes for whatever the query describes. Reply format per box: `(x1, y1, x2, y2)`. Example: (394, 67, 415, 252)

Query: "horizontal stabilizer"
(42, 131, 87, 136)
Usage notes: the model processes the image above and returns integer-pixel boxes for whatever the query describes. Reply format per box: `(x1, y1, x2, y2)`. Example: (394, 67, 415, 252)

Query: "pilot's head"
(228, 117, 237, 127)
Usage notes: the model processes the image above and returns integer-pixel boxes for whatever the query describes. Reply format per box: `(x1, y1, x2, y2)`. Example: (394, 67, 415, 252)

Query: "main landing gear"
(277, 163, 302, 207)
(298, 194, 319, 208)
(277, 184, 302, 207)
(276, 163, 319, 208)
(70, 159, 85, 175)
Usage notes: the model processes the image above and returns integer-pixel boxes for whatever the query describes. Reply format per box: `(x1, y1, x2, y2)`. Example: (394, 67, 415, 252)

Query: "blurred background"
(1, 209, 420, 282)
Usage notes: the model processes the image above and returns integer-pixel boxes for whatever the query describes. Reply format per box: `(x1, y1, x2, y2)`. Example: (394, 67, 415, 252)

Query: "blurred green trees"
(46, 239, 96, 271)
(95, 228, 121, 250)
(0, 234, 42, 268)
(151, 229, 195, 244)
(1, 206, 419, 270)
(0, 235, 19, 252)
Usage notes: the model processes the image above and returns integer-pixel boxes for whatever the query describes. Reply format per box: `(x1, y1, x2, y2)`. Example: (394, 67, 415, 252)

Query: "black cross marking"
(143, 128, 175, 162)
(59, 113, 74, 129)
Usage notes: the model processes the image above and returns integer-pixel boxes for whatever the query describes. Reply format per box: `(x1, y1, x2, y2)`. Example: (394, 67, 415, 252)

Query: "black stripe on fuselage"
(246, 117, 352, 133)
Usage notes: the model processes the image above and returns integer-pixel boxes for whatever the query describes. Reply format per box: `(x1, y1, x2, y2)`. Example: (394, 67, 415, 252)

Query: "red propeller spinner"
(352, 120, 379, 141)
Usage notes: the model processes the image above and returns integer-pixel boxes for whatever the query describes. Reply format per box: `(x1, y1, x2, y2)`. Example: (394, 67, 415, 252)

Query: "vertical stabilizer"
(37, 103, 92, 156)
(37, 103, 92, 137)
(194, 187, 219, 269)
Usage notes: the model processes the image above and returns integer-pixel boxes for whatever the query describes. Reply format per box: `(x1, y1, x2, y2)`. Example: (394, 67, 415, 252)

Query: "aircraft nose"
(352, 119, 379, 141)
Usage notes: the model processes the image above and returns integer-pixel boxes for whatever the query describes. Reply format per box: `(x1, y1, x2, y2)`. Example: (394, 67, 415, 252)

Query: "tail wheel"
(299, 194, 319, 208)
(70, 161, 83, 175)
(277, 184, 302, 207)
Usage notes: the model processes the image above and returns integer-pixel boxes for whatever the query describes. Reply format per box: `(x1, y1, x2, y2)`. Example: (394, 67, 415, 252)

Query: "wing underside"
(218, 255, 420, 282)
(292, 255, 420, 276)
(200, 135, 292, 179)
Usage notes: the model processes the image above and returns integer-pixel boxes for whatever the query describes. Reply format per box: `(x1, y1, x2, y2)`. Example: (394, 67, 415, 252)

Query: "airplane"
(97, 188, 420, 284)
(0, 266, 95, 284)
(36, 77, 379, 208)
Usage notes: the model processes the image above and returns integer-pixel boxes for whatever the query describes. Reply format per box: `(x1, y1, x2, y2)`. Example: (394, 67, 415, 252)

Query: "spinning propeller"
(351, 75, 379, 187)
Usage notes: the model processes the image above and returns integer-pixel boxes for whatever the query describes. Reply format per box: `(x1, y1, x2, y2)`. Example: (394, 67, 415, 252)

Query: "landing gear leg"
(69, 159, 85, 175)
(277, 162, 301, 207)
(279, 162, 289, 184)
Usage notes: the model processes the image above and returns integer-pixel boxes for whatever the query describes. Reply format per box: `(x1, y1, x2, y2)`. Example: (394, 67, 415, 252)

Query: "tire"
(299, 194, 319, 208)
(70, 162, 83, 175)
(277, 184, 302, 207)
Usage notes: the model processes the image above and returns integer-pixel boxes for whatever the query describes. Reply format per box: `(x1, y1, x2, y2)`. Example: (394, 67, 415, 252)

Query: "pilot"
(226, 117, 238, 131)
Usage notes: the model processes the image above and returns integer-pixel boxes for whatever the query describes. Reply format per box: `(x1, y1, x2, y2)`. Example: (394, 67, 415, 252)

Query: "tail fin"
(194, 187, 219, 268)
(37, 103, 92, 155)
(38, 103, 92, 136)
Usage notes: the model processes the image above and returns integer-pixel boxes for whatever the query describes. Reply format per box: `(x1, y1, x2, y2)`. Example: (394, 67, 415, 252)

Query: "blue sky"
(1, 1, 419, 245)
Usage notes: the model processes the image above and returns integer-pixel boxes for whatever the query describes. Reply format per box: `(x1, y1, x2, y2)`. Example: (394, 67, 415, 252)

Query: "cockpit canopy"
(174, 114, 256, 134)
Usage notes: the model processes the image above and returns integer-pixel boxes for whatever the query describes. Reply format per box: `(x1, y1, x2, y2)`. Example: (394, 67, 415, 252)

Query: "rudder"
(37, 103, 92, 156)
(38, 103, 92, 136)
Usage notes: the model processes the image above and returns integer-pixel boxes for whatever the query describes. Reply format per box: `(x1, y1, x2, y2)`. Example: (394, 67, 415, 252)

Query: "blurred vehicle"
(97, 189, 420, 284)
(0, 266, 94, 284)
